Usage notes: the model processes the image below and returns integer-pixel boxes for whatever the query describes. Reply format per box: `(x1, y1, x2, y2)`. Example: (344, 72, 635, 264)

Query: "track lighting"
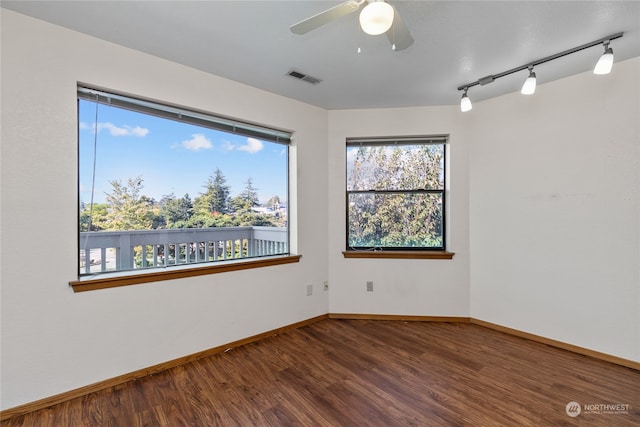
(460, 88, 472, 112)
(359, 1, 394, 36)
(594, 41, 614, 75)
(521, 66, 537, 95)
(456, 32, 623, 112)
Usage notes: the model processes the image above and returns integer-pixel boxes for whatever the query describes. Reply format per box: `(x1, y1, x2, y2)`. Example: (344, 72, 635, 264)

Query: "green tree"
(231, 178, 259, 212)
(79, 202, 109, 231)
(160, 193, 193, 228)
(104, 176, 154, 230)
(187, 211, 235, 228)
(194, 168, 230, 216)
(348, 145, 443, 247)
(232, 211, 278, 227)
(229, 178, 278, 227)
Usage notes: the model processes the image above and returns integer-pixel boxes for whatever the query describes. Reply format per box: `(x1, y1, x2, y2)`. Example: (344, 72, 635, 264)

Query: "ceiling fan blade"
(386, 5, 414, 51)
(290, 0, 362, 35)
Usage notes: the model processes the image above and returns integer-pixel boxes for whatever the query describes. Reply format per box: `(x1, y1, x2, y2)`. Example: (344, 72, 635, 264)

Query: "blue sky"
(79, 100, 288, 205)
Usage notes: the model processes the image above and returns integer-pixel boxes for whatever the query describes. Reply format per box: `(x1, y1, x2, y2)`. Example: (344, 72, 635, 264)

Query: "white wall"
(0, 10, 329, 409)
(2, 7, 639, 413)
(327, 107, 471, 316)
(326, 58, 639, 362)
(468, 57, 640, 362)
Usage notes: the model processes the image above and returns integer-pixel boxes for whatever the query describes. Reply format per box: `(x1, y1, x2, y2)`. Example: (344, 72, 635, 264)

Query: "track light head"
(521, 66, 537, 95)
(460, 88, 472, 112)
(594, 42, 614, 75)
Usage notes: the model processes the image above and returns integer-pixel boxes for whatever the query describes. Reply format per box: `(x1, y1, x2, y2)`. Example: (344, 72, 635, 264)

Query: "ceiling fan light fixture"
(359, 1, 394, 36)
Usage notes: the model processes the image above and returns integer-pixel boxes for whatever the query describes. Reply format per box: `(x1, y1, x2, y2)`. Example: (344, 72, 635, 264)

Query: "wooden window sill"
(342, 251, 454, 260)
(70, 255, 302, 292)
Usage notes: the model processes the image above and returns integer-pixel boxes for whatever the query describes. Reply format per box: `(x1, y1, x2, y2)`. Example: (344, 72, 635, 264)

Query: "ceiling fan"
(290, 0, 414, 51)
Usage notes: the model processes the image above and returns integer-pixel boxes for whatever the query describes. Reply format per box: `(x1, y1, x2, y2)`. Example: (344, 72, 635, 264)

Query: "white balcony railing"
(79, 226, 288, 275)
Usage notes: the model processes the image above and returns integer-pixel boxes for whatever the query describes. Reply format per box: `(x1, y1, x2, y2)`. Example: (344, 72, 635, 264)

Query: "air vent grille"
(286, 69, 322, 85)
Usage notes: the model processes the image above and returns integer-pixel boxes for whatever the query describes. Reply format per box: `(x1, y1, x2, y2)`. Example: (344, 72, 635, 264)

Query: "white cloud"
(181, 133, 213, 151)
(236, 137, 264, 154)
(220, 140, 235, 152)
(80, 122, 149, 137)
(128, 126, 149, 137)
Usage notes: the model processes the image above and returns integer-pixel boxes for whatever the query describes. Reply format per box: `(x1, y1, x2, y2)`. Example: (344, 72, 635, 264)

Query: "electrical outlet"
(306, 283, 313, 296)
(366, 281, 374, 292)
(323, 281, 329, 291)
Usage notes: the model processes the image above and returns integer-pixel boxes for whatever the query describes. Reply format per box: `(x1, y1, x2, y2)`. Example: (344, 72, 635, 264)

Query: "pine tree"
(160, 193, 193, 228)
(195, 168, 230, 215)
(231, 178, 259, 212)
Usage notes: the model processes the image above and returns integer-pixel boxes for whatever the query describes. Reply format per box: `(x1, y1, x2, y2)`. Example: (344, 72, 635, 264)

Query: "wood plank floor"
(2, 319, 639, 426)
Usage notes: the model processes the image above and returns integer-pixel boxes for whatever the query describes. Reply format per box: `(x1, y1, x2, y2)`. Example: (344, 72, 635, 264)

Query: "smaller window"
(346, 136, 447, 251)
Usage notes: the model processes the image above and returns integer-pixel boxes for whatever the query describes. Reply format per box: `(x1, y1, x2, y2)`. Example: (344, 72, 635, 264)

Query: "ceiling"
(3, 1, 639, 110)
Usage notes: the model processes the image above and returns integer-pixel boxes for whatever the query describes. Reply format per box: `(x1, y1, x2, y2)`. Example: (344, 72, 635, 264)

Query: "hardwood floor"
(2, 319, 639, 426)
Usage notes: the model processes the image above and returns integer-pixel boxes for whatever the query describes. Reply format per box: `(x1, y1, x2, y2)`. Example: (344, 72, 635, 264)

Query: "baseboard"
(0, 314, 329, 421)
(469, 318, 640, 371)
(328, 313, 471, 323)
(2, 312, 638, 421)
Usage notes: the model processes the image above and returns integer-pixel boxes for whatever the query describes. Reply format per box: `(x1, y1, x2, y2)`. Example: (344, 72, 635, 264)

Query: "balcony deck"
(79, 226, 287, 275)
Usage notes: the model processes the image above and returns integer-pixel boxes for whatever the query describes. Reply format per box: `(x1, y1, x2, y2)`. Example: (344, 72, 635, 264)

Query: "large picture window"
(346, 136, 447, 251)
(78, 86, 291, 278)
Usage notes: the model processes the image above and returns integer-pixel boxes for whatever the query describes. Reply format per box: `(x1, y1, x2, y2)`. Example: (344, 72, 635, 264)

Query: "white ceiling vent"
(286, 69, 322, 85)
